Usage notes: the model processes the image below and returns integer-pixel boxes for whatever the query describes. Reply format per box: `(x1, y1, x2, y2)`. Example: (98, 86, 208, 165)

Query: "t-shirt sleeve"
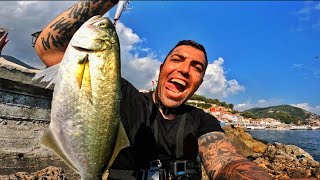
(197, 109, 224, 138)
(120, 78, 150, 142)
(121, 77, 140, 101)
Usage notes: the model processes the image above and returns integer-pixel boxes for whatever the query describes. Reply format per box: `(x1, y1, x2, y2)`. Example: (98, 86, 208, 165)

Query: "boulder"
(223, 125, 267, 155)
(254, 143, 320, 179)
(0, 166, 67, 180)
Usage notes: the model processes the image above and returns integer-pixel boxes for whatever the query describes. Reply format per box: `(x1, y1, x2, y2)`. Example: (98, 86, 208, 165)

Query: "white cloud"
(0, 1, 75, 69)
(291, 64, 304, 68)
(293, 1, 320, 31)
(116, 22, 141, 52)
(140, 48, 151, 53)
(315, 2, 320, 10)
(197, 57, 245, 98)
(234, 102, 255, 112)
(311, 19, 320, 29)
(290, 62, 320, 79)
(297, 6, 312, 15)
(292, 103, 311, 111)
(258, 99, 267, 104)
(291, 103, 320, 115)
(114, 21, 161, 90)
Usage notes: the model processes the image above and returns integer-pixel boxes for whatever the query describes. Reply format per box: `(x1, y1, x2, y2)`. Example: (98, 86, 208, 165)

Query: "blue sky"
(0, 1, 319, 114)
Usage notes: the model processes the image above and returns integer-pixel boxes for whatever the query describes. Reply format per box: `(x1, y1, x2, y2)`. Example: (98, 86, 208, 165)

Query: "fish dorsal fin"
(40, 129, 79, 173)
(107, 121, 130, 169)
(32, 63, 60, 88)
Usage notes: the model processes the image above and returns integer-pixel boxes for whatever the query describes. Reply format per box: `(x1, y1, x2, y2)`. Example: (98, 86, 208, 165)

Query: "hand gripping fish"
(114, 0, 130, 25)
(33, 16, 129, 179)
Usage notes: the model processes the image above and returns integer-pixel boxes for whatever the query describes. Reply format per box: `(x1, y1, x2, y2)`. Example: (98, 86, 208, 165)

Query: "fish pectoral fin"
(40, 128, 79, 173)
(76, 54, 89, 88)
(107, 121, 130, 169)
(32, 63, 60, 88)
(76, 54, 92, 101)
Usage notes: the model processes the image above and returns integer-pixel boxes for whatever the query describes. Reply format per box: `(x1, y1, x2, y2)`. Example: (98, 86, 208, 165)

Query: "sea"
(247, 130, 320, 162)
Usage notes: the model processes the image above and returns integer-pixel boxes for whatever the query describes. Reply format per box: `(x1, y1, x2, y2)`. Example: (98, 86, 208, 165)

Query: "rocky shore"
(0, 166, 66, 180)
(1, 125, 319, 180)
(220, 125, 320, 179)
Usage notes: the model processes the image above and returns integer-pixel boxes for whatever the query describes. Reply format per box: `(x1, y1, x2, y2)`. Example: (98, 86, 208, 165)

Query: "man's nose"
(178, 62, 190, 76)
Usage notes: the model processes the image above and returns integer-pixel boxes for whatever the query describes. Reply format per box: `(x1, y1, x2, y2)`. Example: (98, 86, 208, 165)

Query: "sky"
(0, 1, 320, 115)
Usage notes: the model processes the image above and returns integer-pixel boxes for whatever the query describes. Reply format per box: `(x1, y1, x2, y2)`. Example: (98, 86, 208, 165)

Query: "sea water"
(247, 130, 320, 162)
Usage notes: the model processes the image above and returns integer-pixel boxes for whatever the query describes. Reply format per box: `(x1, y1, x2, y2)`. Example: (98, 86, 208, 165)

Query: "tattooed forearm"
(41, 0, 117, 51)
(198, 132, 270, 179)
(35, 0, 118, 66)
(198, 132, 244, 179)
(216, 159, 272, 180)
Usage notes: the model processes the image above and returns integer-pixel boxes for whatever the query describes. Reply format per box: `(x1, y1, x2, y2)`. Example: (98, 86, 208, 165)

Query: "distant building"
(187, 99, 206, 104)
(210, 106, 226, 112)
(0, 27, 9, 55)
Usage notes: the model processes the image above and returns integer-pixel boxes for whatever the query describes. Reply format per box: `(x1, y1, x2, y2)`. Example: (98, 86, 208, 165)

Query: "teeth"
(171, 79, 186, 86)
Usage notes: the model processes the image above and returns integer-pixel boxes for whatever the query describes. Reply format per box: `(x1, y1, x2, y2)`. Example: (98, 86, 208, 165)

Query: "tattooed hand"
(34, 0, 119, 67)
(198, 132, 272, 180)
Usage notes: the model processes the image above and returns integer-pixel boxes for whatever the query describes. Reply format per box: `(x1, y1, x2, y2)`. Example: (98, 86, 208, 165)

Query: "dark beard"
(154, 89, 181, 115)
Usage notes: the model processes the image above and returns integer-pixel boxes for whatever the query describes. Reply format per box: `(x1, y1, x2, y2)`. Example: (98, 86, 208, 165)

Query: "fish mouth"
(73, 46, 95, 53)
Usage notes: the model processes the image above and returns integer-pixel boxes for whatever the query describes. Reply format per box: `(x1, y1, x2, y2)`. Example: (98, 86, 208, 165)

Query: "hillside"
(243, 105, 320, 125)
(188, 94, 235, 110)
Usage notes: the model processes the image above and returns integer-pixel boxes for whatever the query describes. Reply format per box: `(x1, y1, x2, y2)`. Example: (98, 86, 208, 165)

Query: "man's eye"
(194, 66, 202, 72)
(191, 64, 202, 72)
(171, 58, 180, 62)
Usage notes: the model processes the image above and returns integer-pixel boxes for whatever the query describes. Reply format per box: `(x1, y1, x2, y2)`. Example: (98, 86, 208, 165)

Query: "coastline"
(0, 58, 319, 179)
(247, 129, 320, 162)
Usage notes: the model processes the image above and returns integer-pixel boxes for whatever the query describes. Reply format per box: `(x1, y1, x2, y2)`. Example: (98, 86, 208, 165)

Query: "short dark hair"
(164, 40, 208, 70)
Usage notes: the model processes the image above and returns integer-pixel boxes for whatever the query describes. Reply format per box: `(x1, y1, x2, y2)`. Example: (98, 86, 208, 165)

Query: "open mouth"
(167, 78, 187, 95)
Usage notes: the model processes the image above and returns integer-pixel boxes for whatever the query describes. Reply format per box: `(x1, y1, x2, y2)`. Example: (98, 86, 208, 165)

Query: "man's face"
(156, 45, 206, 108)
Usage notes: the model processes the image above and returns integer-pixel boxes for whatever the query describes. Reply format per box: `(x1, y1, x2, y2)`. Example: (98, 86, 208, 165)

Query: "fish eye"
(98, 22, 108, 28)
(97, 21, 108, 28)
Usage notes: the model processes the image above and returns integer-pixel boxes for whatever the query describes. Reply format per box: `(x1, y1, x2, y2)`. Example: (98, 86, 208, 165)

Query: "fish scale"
(33, 16, 129, 180)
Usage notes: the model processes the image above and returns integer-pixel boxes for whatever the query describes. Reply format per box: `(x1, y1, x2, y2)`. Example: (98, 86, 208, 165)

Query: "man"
(34, 0, 271, 179)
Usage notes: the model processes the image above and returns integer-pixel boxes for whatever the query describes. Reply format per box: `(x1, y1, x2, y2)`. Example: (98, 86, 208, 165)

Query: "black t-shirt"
(110, 78, 223, 170)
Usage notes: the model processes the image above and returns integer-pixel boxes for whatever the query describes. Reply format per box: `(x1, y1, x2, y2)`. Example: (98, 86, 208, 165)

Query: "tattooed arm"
(34, 0, 119, 67)
(198, 132, 272, 180)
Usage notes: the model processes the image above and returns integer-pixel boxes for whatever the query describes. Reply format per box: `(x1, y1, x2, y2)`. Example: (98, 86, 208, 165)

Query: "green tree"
(197, 103, 212, 109)
(220, 101, 227, 108)
(241, 111, 256, 119)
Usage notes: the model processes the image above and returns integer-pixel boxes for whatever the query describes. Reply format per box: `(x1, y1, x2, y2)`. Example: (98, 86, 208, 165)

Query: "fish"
(33, 15, 129, 179)
(114, 0, 130, 25)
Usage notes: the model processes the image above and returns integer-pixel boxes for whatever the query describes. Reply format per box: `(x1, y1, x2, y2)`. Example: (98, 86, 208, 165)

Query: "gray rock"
(253, 143, 320, 179)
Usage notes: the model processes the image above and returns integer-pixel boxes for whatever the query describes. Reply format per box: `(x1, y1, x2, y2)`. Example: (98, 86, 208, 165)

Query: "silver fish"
(33, 15, 129, 179)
